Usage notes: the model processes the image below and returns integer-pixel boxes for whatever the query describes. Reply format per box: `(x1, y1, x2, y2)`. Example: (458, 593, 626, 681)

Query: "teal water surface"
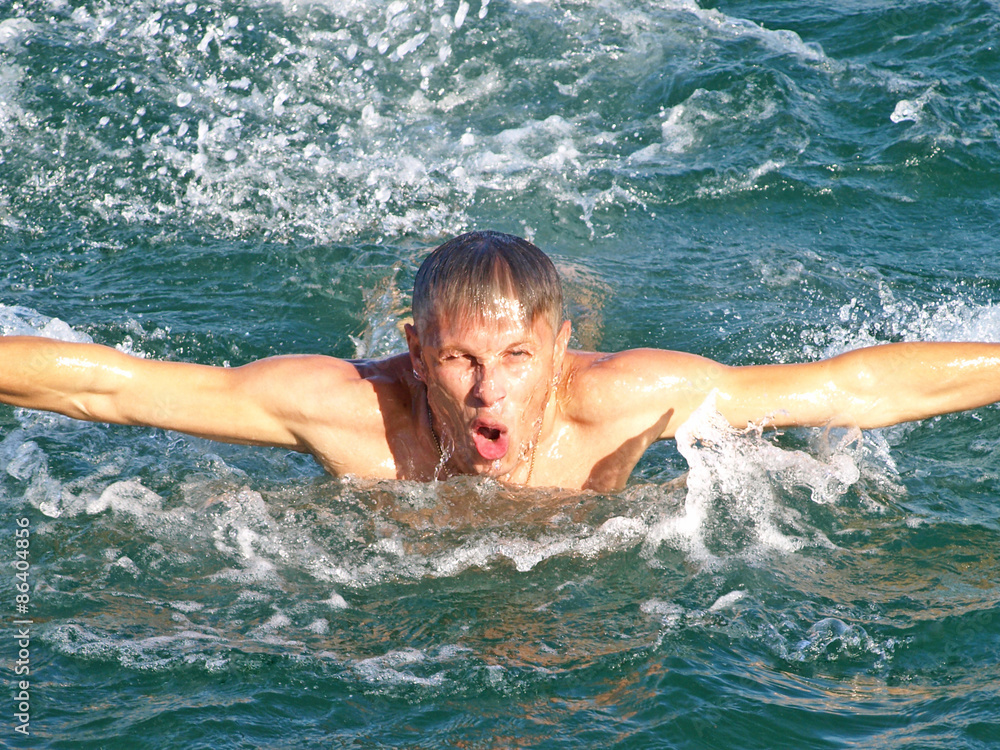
(2, 0, 1000, 747)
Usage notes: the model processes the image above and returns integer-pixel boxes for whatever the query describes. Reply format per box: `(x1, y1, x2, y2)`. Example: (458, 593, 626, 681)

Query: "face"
(406, 302, 571, 480)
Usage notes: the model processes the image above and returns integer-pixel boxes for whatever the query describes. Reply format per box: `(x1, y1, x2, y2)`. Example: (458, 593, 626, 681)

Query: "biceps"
(711, 359, 883, 430)
(110, 360, 305, 449)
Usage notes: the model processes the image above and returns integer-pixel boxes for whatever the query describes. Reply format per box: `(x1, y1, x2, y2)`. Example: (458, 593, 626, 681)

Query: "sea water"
(2, 0, 1000, 747)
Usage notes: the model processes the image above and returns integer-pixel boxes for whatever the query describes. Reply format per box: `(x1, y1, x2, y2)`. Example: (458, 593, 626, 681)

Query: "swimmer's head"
(412, 231, 564, 334)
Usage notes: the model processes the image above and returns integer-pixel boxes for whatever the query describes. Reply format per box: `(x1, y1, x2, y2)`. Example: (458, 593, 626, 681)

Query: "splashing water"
(646, 392, 862, 567)
(5, 0, 1000, 744)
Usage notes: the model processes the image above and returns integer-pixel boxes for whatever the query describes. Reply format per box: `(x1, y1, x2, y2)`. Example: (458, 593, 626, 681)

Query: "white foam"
(87, 479, 164, 516)
(0, 18, 36, 48)
(1, 435, 45, 482)
(307, 618, 330, 634)
(249, 612, 294, 639)
(45, 623, 223, 671)
(662, 0, 834, 67)
(0, 304, 92, 342)
(803, 288, 1000, 363)
(890, 87, 937, 125)
(0, 416, 102, 520)
(640, 598, 685, 629)
(325, 592, 350, 609)
(890, 99, 921, 124)
(2, 0, 867, 243)
(454, 1, 470, 29)
(789, 616, 894, 665)
(708, 590, 748, 612)
(352, 647, 446, 687)
(645, 392, 855, 567)
(109, 555, 142, 577)
(206, 500, 282, 584)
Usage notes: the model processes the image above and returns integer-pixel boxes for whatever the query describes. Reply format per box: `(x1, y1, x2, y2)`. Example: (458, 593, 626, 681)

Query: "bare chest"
(530, 419, 651, 492)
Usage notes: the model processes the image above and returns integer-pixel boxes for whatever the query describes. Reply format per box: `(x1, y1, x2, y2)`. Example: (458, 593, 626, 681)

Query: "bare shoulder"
(559, 348, 727, 440)
(562, 349, 723, 413)
(233, 352, 419, 476)
(232, 352, 413, 420)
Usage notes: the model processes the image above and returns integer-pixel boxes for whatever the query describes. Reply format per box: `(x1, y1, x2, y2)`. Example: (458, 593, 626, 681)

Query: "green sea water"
(2, 0, 1000, 747)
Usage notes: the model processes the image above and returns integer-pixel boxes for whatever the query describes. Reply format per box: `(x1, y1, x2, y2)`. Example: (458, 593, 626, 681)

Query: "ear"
(405, 323, 425, 380)
(553, 319, 571, 369)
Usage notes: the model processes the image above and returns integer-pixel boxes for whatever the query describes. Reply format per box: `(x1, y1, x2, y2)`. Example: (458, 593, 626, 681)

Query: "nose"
(472, 364, 507, 407)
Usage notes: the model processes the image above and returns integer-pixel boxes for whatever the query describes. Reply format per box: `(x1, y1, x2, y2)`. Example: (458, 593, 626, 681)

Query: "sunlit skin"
(405, 308, 572, 482)
(6, 314, 1000, 491)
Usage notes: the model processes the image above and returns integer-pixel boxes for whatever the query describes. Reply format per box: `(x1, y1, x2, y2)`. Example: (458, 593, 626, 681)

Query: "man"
(3, 230, 1000, 491)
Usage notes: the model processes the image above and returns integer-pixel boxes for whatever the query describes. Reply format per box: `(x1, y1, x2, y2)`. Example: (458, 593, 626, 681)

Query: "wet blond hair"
(412, 231, 563, 333)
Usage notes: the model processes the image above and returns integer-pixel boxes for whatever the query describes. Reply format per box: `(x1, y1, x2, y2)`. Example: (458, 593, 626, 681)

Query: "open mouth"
(471, 419, 509, 461)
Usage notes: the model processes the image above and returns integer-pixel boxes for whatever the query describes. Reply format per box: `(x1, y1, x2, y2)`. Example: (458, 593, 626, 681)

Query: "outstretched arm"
(708, 341, 1000, 433)
(0, 336, 366, 451)
(566, 342, 1000, 444)
(647, 343, 1000, 437)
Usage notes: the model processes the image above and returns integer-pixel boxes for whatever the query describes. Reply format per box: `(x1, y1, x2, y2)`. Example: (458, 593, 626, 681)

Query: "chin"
(472, 463, 508, 479)
(467, 455, 516, 479)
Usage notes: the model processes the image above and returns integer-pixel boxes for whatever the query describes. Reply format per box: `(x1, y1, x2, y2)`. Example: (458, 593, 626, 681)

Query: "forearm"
(832, 342, 1000, 427)
(1, 336, 346, 452)
(0, 336, 135, 421)
(721, 342, 1000, 430)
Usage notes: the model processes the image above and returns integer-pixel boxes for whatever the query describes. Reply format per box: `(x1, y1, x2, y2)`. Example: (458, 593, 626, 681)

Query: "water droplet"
(455, 1, 469, 29)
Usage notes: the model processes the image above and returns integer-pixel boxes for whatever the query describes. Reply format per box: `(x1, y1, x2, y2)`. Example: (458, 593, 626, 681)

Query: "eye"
(440, 353, 477, 367)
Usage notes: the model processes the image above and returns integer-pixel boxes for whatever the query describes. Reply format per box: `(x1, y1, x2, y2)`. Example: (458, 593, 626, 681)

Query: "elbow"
(64, 394, 128, 425)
